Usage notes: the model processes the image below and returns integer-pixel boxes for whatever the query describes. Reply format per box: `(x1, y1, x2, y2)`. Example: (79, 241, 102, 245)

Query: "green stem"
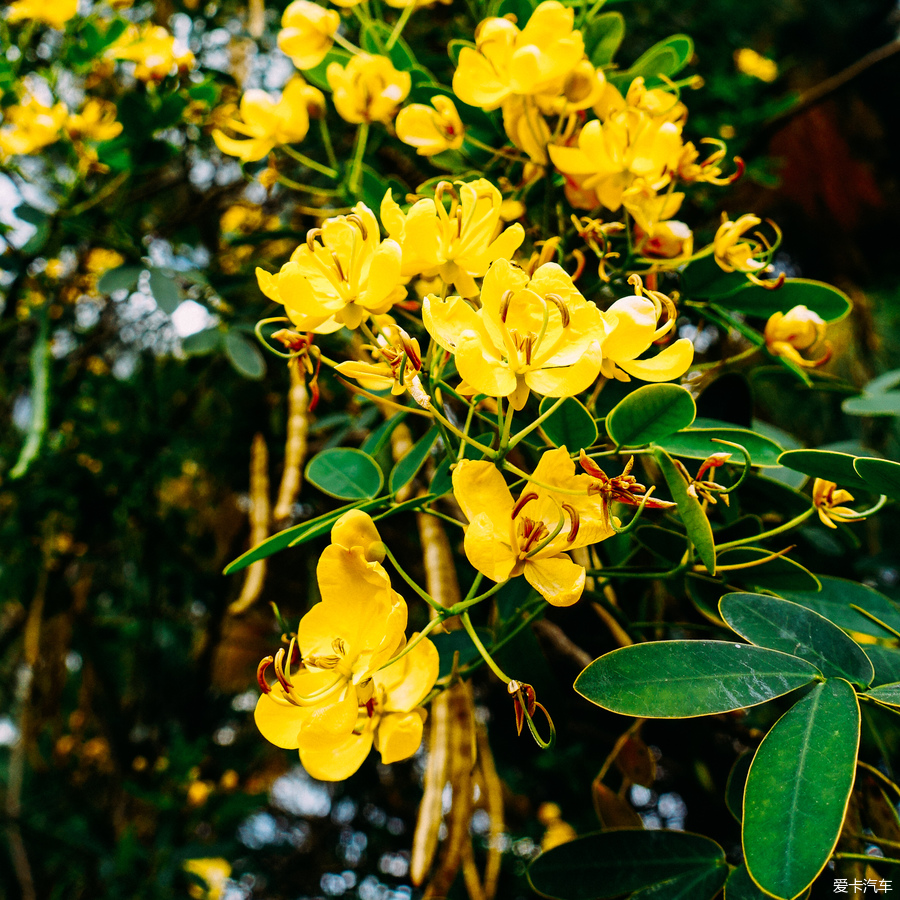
(380, 543, 443, 612)
(280, 144, 338, 179)
(461, 611, 513, 683)
(418, 508, 466, 529)
(832, 852, 900, 865)
(10, 305, 49, 480)
(333, 32, 361, 54)
(716, 507, 815, 552)
(498, 399, 516, 451)
(448, 579, 509, 615)
(457, 398, 477, 462)
(318, 117, 339, 172)
(348, 122, 369, 195)
(386, 2, 414, 49)
(507, 395, 565, 451)
(377, 616, 444, 671)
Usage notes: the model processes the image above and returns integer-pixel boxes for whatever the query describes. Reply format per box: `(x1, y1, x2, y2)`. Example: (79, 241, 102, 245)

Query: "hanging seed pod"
(476, 725, 504, 900)
(273, 361, 309, 526)
(416, 512, 462, 630)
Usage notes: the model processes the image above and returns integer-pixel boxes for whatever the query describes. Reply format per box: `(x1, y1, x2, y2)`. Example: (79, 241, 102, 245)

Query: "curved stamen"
(511, 492, 539, 519)
(562, 503, 580, 542)
(545, 293, 570, 328)
(331, 251, 346, 282)
(257, 656, 274, 694)
(306, 228, 323, 253)
(524, 500, 567, 558)
(346, 214, 367, 240)
(499, 289, 514, 322)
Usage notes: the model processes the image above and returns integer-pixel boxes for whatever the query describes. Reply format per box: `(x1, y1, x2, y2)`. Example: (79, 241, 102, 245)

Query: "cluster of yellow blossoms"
(255, 510, 438, 780)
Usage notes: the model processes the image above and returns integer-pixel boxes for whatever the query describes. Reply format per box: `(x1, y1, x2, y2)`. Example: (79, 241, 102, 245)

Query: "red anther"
(727, 157, 746, 183)
(512, 492, 539, 519)
(257, 656, 275, 694)
(562, 503, 580, 542)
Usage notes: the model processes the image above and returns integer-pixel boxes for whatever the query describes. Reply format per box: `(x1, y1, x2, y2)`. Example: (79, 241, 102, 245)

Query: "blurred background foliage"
(2, 0, 900, 897)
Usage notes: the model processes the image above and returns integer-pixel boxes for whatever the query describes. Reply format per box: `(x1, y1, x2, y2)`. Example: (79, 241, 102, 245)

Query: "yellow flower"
(85, 247, 125, 274)
(0, 95, 67, 157)
(184, 858, 231, 900)
(255, 511, 438, 780)
(108, 24, 195, 82)
(764, 305, 831, 368)
(622, 184, 693, 262)
(327, 54, 411, 125)
(65, 99, 122, 142)
(713, 213, 782, 287)
(812, 479, 863, 529)
(424, 258, 608, 410)
(452, 447, 613, 606)
(452, 1, 585, 109)
(734, 48, 778, 83)
(212, 78, 323, 162)
(7, 0, 76, 28)
(548, 113, 683, 212)
(677, 139, 743, 186)
(501, 95, 553, 166)
(256, 203, 405, 332)
(380, 178, 524, 297)
(278, 0, 341, 70)
(595, 77, 686, 125)
(599, 276, 694, 382)
(396, 96, 465, 156)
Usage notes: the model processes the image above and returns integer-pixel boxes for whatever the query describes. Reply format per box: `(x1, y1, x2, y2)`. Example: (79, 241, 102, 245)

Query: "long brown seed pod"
(391, 422, 415, 503)
(228, 433, 270, 615)
(416, 512, 462, 630)
(411, 689, 451, 886)
(476, 725, 504, 900)
(273, 361, 309, 525)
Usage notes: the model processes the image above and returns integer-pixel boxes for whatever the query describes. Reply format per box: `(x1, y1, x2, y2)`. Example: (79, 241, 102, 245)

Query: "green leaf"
(429, 455, 453, 496)
(655, 426, 783, 468)
(629, 865, 728, 900)
(681, 254, 747, 299)
(389, 426, 439, 495)
(223, 501, 381, 574)
(725, 751, 753, 822)
(147, 268, 183, 315)
(360, 21, 418, 71)
(715, 548, 820, 593)
(585, 12, 625, 66)
(779, 576, 900, 640)
(97, 265, 142, 294)
(432, 628, 491, 679)
(865, 647, 900, 687)
(181, 328, 221, 357)
(527, 829, 725, 900)
(224, 331, 266, 380)
(725, 864, 810, 900)
(575, 641, 820, 718)
(607, 384, 696, 447)
(654, 448, 716, 575)
(303, 47, 353, 90)
(866, 682, 900, 707)
(538, 396, 598, 450)
(854, 457, 900, 501)
(843, 392, 900, 417)
(777, 449, 872, 493)
(720, 593, 874, 686)
(715, 278, 852, 323)
(623, 34, 694, 87)
(634, 525, 686, 563)
(305, 448, 384, 500)
(360, 413, 408, 457)
(744, 679, 860, 900)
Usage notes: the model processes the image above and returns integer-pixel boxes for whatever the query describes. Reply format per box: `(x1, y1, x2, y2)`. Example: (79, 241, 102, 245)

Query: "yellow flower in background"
(452, 447, 613, 606)
(0, 95, 67, 157)
(108, 24, 195, 81)
(380, 178, 524, 297)
(184, 858, 231, 900)
(595, 77, 686, 125)
(501, 95, 553, 166)
(278, 0, 340, 70)
(713, 213, 782, 286)
(424, 258, 608, 409)
(396, 96, 465, 156)
(7, 0, 77, 28)
(599, 276, 694, 382)
(213, 78, 324, 162)
(622, 184, 693, 261)
(735, 48, 778, 83)
(65, 99, 123, 142)
(85, 248, 125, 274)
(548, 113, 683, 212)
(812, 479, 863, 529)
(452, 1, 585, 109)
(327, 54, 411, 124)
(257, 203, 405, 332)
(764, 305, 831, 368)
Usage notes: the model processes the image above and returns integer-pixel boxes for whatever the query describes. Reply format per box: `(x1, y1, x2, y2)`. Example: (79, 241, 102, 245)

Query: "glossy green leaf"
(527, 829, 724, 900)
(303, 47, 353, 90)
(389, 426, 439, 494)
(716, 278, 852, 323)
(854, 457, 900, 501)
(97, 264, 142, 294)
(725, 864, 810, 900)
(629, 865, 728, 900)
(575, 641, 820, 718)
(223, 500, 380, 574)
(305, 448, 384, 500)
(655, 426, 783, 468)
(224, 331, 266, 380)
(777, 449, 872, 492)
(360, 413, 408, 457)
(725, 751, 753, 822)
(715, 548, 821, 593)
(779, 576, 900, 639)
(607, 384, 696, 447)
(843, 392, 900, 417)
(181, 327, 221, 356)
(429, 455, 453, 496)
(865, 647, 900, 687)
(585, 11, 625, 66)
(681, 254, 747, 299)
(744, 679, 860, 900)
(867, 682, 900, 707)
(538, 396, 598, 450)
(147, 267, 182, 315)
(720, 592, 874, 686)
(862, 369, 900, 394)
(654, 448, 716, 575)
(624, 34, 694, 86)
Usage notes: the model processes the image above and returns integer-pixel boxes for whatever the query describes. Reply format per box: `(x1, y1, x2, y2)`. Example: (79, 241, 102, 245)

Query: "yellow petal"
(422, 293, 483, 351)
(524, 342, 603, 397)
(454, 331, 518, 400)
(617, 338, 694, 382)
(524, 553, 585, 606)
(463, 512, 519, 583)
(299, 683, 360, 739)
(331, 508, 382, 551)
(452, 459, 515, 526)
(299, 729, 374, 781)
(375, 710, 427, 764)
(254, 690, 309, 749)
(376, 635, 440, 713)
